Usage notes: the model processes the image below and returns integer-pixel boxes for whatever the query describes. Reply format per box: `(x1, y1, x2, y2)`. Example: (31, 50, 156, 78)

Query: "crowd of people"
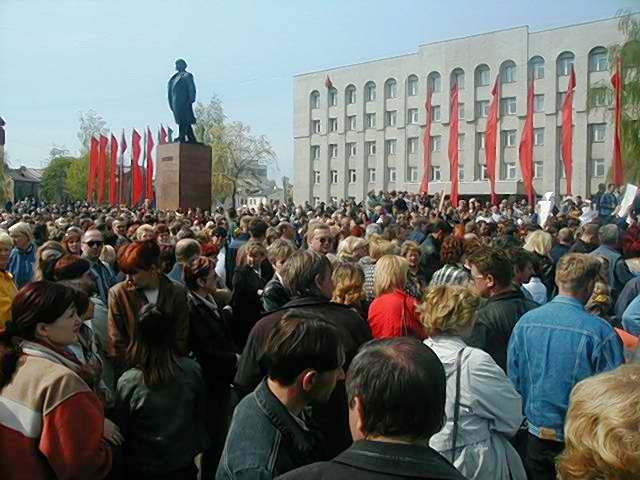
(1, 182, 640, 480)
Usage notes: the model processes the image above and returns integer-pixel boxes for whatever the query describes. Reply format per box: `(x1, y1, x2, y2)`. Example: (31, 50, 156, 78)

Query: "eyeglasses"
(85, 240, 103, 248)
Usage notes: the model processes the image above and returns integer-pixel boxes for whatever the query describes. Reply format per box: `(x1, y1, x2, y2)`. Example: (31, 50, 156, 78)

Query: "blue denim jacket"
(507, 295, 624, 442)
(622, 294, 640, 337)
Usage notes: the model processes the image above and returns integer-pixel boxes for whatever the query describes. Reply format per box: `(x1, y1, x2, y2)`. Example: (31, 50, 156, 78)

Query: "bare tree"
(77, 110, 108, 154)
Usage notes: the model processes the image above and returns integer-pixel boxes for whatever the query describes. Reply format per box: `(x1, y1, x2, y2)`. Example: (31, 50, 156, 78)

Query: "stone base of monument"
(156, 142, 212, 211)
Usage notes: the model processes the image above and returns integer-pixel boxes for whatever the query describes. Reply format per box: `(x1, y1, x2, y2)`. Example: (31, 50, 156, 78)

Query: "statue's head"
(175, 59, 187, 72)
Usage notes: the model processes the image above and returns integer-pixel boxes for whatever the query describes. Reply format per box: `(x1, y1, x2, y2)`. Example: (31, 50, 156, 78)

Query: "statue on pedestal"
(167, 59, 197, 143)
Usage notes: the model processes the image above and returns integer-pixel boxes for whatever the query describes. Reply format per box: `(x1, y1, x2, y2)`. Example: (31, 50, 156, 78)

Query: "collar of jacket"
(254, 379, 319, 456)
(334, 440, 462, 479)
(486, 288, 524, 303)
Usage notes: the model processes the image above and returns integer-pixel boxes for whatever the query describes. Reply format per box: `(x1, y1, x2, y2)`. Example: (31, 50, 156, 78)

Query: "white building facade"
(293, 16, 630, 205)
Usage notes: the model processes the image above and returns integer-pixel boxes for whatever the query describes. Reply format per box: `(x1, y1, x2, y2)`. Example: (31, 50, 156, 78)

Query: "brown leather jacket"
(107, 274, 189, 376)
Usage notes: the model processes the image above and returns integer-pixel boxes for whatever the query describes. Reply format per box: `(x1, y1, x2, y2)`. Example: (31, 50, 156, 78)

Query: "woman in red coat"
(367, 255, 427, 339)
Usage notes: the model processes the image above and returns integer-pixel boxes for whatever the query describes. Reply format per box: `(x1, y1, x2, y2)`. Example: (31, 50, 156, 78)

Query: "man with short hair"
(508, 253, 624, 479)
(550, 228, 573, 264)
(420, 220, 449, 284)
(278, 338, 464, 480)
(590, 224, 634, 299)
(508, 247, 537, 302)
(217, 312, 345, 480)
(467, 247, 538, 372)
(81, 229, 115, 305)
(569, 223, 599, 254)
(112, 219, 130, 249)
(307, 224, 332, 256)
(168, 238, 202, 285)
(598, 183, 618, 222)
(225, 215, 252, 288)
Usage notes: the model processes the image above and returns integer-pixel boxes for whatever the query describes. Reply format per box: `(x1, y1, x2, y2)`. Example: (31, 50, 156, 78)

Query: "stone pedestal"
(156, 143, 212, 211)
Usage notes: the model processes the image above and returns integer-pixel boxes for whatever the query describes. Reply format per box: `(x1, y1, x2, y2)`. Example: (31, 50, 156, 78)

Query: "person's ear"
(352, 396, 366, 439)
(486, 273, 496, 289)
(301, 369, 317, 393)
(34, 322, 49, 341)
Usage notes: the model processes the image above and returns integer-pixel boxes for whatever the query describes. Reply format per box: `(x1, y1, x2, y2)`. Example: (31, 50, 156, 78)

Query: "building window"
(313, 196, 320, 206)
(311, 145, 320, 160)
(589, 47, 608, 72)
(346, 142, 357, 158)
(366, 113, 376, 129)
(431, 135, 441, 152)
(408, 108, 419, 124)
(534, 128, 544, 146)
(503, 130, 517, 148)
(385, 139, 397, 155)
(557, 92, 567, 110)
(591, 89, 609, 107)
(349, 169, 357, 184)
(478, 132, 486, 150)
(365, 82, 376, 101)
(476, 65, 491, 87)
(431, 105, 441, 122)
(592, 158, 605, 177)
(388, 167, 397, 183)
(385, 110, 397, 127)
(408, 167, 419, 182)
(534, 94, 544, 112)
(329, 117, 338, 132)
(331, 170, 338, 183)
(407, 75, 418, 96)
(479, 164, 488, 180)
(346, 85, 356, 104)
(385, 79, 397, 99)
(557, 52, 575, 77)
(329, 144, 338, 158)
(312, 120, 321, 134)
(452, 69, 465, 90)
(347, 115, 356, 131)
(459, 164, 465, 181)
(310, 91, 320, 109)
(502, 62, 516, 83)
(428, 72, 442, 93)
(505, 162, 517, 179)
(530, 56, 545, 80)
(458, 133, 465, 151)
(408, 137, 418, 154)
(366, 141, 376, 155)
(592, 124, 606, 143)
(313, 171, 321, 184)
(368, 168, 376, 183)
(534, 161, 543, 179)
(501, 97, 517, 116)
(459, 103, 465, 120)
(329, 88, 338, 106)
(431, 165, 441, 181)
(476, 100, 490, 118)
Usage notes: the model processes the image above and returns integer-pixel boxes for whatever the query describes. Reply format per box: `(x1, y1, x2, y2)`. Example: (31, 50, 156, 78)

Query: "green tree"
(194, 95, 225, 144)
(65, 154, 89, 201)
(41, 153, 73, 202)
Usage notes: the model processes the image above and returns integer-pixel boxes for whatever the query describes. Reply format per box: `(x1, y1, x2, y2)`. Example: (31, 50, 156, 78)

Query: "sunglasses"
(85, 240, 103, 247)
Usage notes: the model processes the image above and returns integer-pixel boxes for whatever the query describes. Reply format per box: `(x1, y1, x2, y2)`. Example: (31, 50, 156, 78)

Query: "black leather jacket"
(261, 275, 290, 313)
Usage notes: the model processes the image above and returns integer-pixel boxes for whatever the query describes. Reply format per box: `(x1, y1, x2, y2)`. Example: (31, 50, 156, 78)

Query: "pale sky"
(1, 0, 637, 179)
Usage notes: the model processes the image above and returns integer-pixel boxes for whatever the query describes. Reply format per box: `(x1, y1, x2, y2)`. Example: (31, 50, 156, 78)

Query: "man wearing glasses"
(307, 224, 333, 256)
(82, 229, 115, 305)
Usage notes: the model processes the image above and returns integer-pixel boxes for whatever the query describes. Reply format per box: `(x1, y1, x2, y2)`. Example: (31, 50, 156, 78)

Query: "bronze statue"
(167, 59, 197, 143)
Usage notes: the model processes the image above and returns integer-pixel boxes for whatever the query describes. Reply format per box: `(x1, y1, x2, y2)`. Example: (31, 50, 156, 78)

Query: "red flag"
(485, 76, 500, 205)
(146, 127, 155, 201)
(561, 67, 576, 195)
(420, 87, 433, 194)
(109, 134, 118, 205)
(97, 135, 108, 204)
(119, 130, 127, 205)
(87, 137, 99, 203)
(448, 82, 460, 207)
(611, 57, 624, 186)
(160, 125, 168, 144)
(324, 75, 333, 89)
(132, 129, 144, 205)
(519, 77, 536, 205)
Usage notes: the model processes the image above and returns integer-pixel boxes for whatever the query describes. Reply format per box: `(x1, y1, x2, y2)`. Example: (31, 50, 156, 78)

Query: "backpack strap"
(451, 347, 465, 463)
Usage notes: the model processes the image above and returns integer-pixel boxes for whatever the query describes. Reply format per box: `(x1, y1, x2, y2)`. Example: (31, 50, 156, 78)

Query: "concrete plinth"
(156, 143, 212, 211)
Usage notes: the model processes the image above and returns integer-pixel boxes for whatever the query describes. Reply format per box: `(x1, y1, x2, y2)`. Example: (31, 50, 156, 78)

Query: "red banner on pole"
(561, 67, 576, 195)
(97, 135, 108, 204)
(611, 57, 624, 186)
(119, 130, 127, 205)
(87, 137, 99, 203)
(486, 77, 500, 205)
(109, 134, 118, 205)
(519, 78, 536, 205)
(146, 127, 155, 201)
(448, 82, 460, 207)
(132, 129, 143, 205)
(420, 88, 433, 194)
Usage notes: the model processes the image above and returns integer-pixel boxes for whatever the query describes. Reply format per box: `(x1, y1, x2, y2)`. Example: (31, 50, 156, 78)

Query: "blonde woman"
(523, 229, 555, 301)
(8, 221, 36, 288)
(359, 234, 395, 303)
(400, 240, 427, 299)
(557, 365, 640, 480)
(331, 262, 366, 318)
(336, 236, 368, 263)
(367, 255, 426, 339)
(419, 285, 526, 480)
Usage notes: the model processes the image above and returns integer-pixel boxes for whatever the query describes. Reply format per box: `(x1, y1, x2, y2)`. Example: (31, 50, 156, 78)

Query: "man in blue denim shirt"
(508, 253, 624, 480)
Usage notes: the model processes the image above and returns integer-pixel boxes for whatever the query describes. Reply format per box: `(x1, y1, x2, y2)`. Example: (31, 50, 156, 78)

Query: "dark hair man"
(217, 312, 345, 479)
(466, 247, 538, 371)
(590, 224, 634, 300)
(278, 338, 465, 480)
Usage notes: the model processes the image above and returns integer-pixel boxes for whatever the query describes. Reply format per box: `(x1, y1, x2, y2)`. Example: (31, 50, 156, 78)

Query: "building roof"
(7, 166, 43, 183)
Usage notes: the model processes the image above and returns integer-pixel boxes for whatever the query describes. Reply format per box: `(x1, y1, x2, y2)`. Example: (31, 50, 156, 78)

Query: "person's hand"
(104, 418, 124, 446)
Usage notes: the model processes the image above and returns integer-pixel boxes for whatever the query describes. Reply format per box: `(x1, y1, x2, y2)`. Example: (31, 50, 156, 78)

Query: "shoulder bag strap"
(450, 347, 465, 463)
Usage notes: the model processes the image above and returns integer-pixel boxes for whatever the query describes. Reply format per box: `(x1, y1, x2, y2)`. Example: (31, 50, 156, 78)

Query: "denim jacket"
(507, 295, 624, 442)
(217, 379, 321, 480)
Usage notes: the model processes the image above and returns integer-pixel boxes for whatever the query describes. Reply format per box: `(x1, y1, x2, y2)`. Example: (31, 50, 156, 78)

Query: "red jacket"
(0, 349, 111, 479)
(368, 290, 427, 340)
(623, 224, 640, 258)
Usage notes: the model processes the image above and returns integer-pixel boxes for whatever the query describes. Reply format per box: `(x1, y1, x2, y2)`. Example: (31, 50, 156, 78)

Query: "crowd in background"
(1, 181, 640, 480)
